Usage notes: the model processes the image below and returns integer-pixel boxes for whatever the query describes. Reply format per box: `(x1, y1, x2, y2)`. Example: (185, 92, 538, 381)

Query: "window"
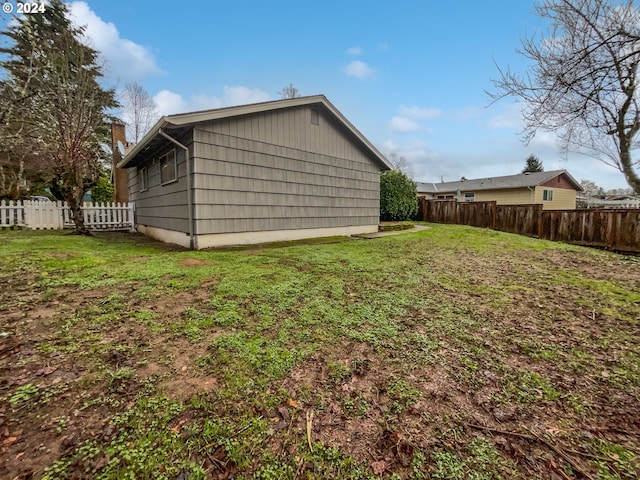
(160, 149, 177, 185)
(139, 167, 148, 192)
(437, 194, 455, 199)
(543, 189, 554, 201)
(464, 192, 475, 202)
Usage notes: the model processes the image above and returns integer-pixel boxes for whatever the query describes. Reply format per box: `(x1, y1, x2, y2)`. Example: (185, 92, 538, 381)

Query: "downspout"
(527, 186, 534, 204)
(158, 129, 194, 249)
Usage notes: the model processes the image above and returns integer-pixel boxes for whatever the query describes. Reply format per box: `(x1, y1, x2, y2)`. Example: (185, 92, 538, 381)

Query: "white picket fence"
(585, 199, 640, 209)
(0, 200, 135, 232)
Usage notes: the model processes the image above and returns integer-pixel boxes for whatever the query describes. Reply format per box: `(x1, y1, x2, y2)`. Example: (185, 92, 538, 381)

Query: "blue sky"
(0, 0, 632, 190)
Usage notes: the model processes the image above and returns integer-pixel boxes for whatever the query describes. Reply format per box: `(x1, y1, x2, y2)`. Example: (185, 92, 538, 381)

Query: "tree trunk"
(619, 140, 640, 195)
(67, 196, 90, 235)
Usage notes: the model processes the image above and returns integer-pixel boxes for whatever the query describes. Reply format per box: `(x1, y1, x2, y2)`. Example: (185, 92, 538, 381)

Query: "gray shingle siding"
(192, 106, 381, 235)
(131, 139, 191, 233)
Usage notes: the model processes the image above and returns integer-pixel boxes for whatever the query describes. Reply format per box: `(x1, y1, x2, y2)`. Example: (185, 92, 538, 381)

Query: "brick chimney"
(111, 122, 129, 204)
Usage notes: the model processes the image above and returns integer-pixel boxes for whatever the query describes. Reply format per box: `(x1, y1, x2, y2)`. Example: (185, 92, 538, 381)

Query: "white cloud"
(452, 106, 485, 121)
(379, 139, 439, 172)
(154, 86, 271, 116)
(381, 140, 400, 151)
(379, 139, 440, 179)
(528, 130, 560, 151)
(387, 105, 443, 134)
(347, 46, 363, 56)
(68, 2, 163, 82)
(153, 90, 188, 116)
(486, 102, 523, 129)
(398, 105, 444, 120)
(388, 116, 423, 133)
(219, 85, 271, 106)
(344, 60, 375, 80)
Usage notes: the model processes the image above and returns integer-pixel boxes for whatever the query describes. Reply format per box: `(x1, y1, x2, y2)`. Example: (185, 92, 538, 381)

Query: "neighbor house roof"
(417, 170, 583, 194)
(118, 95, 393, 170)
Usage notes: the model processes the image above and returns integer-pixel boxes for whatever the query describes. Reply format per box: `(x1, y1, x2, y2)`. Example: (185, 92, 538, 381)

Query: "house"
(579, 195, 640, 209)
(118, 95, 392, 249)
(417, 170, 583, 210)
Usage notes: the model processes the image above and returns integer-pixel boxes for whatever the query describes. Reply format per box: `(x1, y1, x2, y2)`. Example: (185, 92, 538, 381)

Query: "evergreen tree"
(0, 0, 118, 232)
(522, 154, 544, 173)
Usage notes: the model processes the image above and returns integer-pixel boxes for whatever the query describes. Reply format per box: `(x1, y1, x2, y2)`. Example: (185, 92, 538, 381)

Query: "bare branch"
(491, 0, 640, 193)
(279, 83, 300, 99)
(119, 81, 158, 143)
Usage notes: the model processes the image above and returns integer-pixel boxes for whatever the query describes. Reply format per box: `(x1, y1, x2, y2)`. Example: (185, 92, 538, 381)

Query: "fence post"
(537, 205, 543, 239)
(490, 201, 496, 230)
(610, 212, 619, 251)
(129, 203, 136, 232)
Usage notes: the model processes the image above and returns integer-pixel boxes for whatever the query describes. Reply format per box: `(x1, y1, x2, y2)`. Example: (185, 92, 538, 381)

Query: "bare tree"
(606, 186, 635, 195)
(119, 81, 158, 143)
(490, 0, 640, 194)
(279, 83, 300, 99)
(387, 152, 414, 178)
(579, 179, 605, 197)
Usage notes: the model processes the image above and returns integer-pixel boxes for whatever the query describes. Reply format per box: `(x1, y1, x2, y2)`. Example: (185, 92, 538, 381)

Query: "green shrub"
(90, 175, 114, 204)
(380, 170, 418, 221)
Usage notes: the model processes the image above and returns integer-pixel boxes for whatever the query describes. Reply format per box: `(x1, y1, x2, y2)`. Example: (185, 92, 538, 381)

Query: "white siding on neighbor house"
(192, 105, 382, 235)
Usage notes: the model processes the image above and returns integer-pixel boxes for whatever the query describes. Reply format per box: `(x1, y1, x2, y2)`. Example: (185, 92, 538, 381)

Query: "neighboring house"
(417, 170, 583, 210)
(118, 95, 392, 249)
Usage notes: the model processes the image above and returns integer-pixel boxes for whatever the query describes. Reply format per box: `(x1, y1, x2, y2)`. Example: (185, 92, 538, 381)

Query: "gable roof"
(118, 95, 392, 170)
(417, 170, 583, 194)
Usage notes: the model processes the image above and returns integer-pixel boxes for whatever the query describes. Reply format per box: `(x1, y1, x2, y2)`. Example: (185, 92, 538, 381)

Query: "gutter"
(158, 129, 195, 250)
(116, 116, 170, 169)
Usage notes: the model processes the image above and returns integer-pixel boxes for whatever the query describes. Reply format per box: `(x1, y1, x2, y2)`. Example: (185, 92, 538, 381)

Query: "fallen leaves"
(370, 459, 387, 475)
(1, 429, 22, 452)
(2, 436, 17, 447)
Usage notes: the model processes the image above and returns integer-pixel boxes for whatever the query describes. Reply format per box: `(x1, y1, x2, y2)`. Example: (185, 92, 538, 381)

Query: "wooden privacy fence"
(541, 209, 640, 252)
(0, 200, 136, 232)
(418, 198, 640, 253)
(420, 199, 497, 229)
(495, 204, 543, 237)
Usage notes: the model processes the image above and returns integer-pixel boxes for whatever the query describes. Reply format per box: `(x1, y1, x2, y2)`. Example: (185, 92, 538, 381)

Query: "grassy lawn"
(0, 225, 638, 479)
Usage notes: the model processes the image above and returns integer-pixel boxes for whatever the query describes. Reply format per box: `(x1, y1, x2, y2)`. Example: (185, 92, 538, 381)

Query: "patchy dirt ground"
(0, 227, 639, 479)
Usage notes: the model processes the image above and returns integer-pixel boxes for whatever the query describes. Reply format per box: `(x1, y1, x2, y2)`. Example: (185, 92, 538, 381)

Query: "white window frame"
(543, 189, 554, 201)
(160, 149, 177, 185)
(464, 192, 475, 202)
(139, 167, 148, 192)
